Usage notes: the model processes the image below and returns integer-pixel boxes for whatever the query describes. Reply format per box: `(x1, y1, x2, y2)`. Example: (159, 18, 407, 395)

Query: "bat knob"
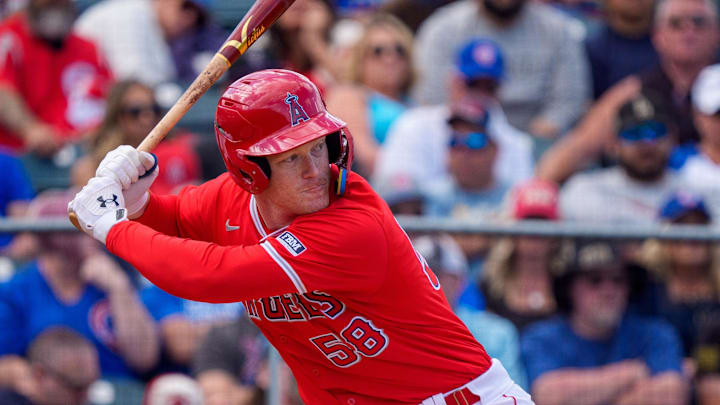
(68, 211, 82, 231)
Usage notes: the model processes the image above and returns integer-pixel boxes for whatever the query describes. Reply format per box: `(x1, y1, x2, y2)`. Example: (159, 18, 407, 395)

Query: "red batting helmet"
(215, 69, 353, 194)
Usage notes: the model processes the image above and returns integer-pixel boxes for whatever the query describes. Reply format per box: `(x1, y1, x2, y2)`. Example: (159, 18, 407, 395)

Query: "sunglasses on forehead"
(618, 121, 668, 143)
(449, 131, 490, 150)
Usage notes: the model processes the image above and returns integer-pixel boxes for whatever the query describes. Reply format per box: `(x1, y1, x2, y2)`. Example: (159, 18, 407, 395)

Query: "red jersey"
(0, 13, 112, 150)
(106, 169, 491, 404)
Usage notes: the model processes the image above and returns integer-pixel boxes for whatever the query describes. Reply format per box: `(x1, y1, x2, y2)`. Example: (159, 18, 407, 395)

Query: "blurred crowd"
(1, 0, 720, 404)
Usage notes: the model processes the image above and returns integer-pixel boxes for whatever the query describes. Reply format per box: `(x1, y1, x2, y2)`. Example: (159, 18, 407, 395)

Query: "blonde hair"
(482, 238, 567, 302)
(346, 13, 416, 95)
(639, 239, 720, 293)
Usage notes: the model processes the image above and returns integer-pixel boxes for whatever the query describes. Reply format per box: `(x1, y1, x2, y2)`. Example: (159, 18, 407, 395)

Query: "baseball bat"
(69, 0, 297, 230)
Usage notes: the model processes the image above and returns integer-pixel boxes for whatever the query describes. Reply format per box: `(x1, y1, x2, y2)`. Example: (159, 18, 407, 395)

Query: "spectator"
(423, 99, 511, 220)
(75, 0, 220, 87)
(141, 284, 244, 373)
(412, 234, 528, 389)
(166, 0, 228, 84)
(263, 0, 340, 94)
(559, 93, 682, 224)
(325, 13, 415, 176)
(413, 0, 590, 144)
(0, 0, 112, 156)
(0, 190, 159, 380)
(71, 80, 201, 195)
(373, 174, 425, 216)
(677, 63, 720, 216)
(0, 150, 35, 263)
(0, 327, 100, 405)
(586, 0, 659, 98)
(538, 0, 720, 183)
(470, 180, 561, 330)
(374, 38, 533, 199)
(192, 315, 266, 405)
(522, 240, 688, 405)
(640, 192, 720, 357)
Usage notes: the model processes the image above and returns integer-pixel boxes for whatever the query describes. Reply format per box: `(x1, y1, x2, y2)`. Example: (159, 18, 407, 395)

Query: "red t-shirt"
(107, 170, 491, 404)
(0, 13, 112, 150)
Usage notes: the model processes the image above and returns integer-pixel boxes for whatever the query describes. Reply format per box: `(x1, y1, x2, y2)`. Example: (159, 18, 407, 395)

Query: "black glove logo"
(97, 194, 119, 208)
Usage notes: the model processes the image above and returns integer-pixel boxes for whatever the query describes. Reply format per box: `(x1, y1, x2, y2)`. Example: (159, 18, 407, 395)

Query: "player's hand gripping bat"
(69, 0, 297, 230)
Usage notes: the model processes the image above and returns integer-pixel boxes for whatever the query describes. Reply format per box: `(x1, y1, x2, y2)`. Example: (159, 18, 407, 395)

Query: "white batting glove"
(96, 145, 159, 217)
(68, 176, 128, 244)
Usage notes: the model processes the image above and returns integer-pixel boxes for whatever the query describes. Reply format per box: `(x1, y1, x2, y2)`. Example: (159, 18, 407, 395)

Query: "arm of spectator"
(529, 24, 591, 139)
(535, 76, 641, 183)
(161, 318, 211, 366)
(0, 88, 59, 156)
(0, 355, 34, 395)
(531, 360, 649, 405)
(615, 371, 688, 405)
(325, 85, 377, 175)
(698, 374, 720, 405)
(80, 254, 159, 372)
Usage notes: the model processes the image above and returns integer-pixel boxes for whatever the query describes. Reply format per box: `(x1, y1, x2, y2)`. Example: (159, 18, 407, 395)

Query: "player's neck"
(254, 198, 296, 231)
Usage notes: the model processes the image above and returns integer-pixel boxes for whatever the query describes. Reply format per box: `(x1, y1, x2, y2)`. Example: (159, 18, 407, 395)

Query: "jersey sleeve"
(106, 221, 297, 303)
(261, 208, 388, 295)
(136, 176, 225, 240)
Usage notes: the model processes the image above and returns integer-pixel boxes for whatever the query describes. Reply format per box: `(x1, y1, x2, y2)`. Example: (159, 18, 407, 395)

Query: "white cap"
(693, 64, 720, 115)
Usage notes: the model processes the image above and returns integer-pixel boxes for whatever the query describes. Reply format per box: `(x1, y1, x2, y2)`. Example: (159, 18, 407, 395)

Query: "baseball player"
(69, 69, 534, 405)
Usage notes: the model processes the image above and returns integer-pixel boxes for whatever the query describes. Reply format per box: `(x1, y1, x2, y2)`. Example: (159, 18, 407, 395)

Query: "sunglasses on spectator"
(122, 103, 162, 118)
(449, 131, 490, 150)
(369, 43, 407, 59)
(618, 121, 668, 143)
(581, 273, 628, 288)
(667, 15, 712, 30)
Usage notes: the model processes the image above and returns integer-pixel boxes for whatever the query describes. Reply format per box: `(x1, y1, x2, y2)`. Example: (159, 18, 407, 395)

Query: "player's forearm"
(0, 88, 36, 135)
(106, 221, 297, 303)
(106, 284, 160, 372)
(615, 373, 688, 405)
(532, 368, 636, 405)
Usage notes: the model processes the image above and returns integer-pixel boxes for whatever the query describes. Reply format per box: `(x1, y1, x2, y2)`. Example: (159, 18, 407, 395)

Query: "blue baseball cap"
(456, 38, 504, 82)
(659, 191, 711, 223)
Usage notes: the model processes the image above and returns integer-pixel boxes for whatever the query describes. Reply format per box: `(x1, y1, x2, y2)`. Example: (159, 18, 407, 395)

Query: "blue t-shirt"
(0, 262, 137, 378)
(141, 285, 244, 323)
(0, 151, 34, 248)
(585, 25, 659, 99)
(521, 314, 683, 386)
(367, 91, 407, 145)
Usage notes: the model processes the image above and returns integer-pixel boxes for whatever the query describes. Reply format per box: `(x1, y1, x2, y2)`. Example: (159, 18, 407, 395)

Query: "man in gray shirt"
(413, 0, 590, 143)
(560, 94, 681, 224)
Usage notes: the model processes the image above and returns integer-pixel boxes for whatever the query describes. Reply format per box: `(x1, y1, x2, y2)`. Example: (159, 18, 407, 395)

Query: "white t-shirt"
(75, 0, 176, 86)
(677, 153, 720, 218)
(560, 167, 682, 224)
(372, 104, 534, 196)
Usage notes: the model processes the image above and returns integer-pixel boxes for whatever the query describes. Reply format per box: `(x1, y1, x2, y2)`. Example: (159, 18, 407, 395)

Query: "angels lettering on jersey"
(244, 290, 390, 368)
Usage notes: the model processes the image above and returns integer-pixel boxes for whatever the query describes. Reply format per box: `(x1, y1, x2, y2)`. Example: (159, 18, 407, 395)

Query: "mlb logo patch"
(277, 231, 306, 256)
